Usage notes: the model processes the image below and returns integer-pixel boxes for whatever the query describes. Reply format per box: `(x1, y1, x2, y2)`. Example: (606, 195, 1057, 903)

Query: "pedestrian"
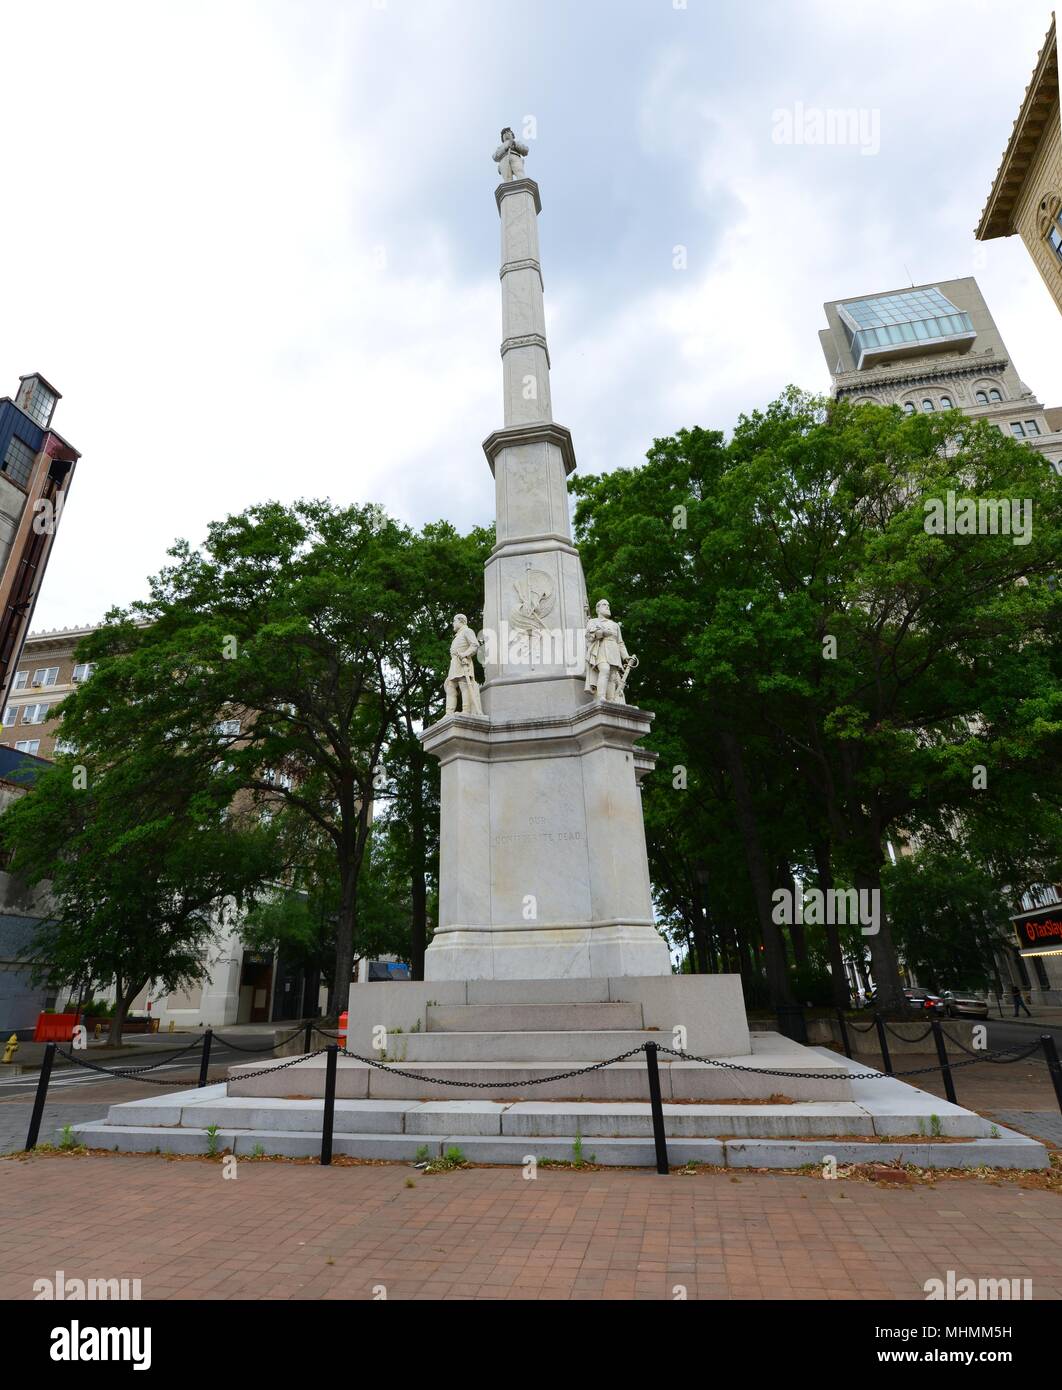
(1011, 983, 1032, 1018)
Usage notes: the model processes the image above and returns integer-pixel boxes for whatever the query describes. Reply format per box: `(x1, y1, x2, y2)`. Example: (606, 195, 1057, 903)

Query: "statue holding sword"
(584, 598, 638, 704)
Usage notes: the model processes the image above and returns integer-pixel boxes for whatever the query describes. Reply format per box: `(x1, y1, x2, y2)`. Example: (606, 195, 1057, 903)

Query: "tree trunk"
(857, 856, 906, 1012)
(690, 871, 710, 975)
(108, 979, 133, 1047)
(813, 840, 851, 1009)
(718, 729, 793, 1007)
(330, 858, 357, 1018)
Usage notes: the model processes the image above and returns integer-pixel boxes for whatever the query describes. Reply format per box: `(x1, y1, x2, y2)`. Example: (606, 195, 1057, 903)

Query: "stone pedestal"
(422, 703, 671, 980)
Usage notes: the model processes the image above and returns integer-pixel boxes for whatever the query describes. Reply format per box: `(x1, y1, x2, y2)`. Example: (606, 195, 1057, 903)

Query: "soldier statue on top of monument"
(493, 126, 529, 181)
(584, 599, 638, 704)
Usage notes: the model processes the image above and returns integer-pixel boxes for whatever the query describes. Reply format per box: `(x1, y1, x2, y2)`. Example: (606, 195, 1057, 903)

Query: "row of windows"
(1010, 420, 1042, 438)
(11, 662, 94, 690)
(9, 702, 53, 725)
(975, 389, 1003, 404)
(904, 396, 954, 414)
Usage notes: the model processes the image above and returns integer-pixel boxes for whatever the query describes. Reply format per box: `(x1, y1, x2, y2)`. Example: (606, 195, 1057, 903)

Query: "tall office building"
(819, 276, 1062, 474)
(976, 16, 1062, 318)
(0, 375, 81, 710)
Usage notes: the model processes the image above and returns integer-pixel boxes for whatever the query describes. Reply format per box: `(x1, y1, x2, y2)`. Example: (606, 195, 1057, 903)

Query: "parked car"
(903, 987, 946, 1012)
(939, 990, 989, 1019)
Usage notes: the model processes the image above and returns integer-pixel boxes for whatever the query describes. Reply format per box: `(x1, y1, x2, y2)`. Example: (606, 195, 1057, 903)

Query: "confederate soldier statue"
(444, 613, 484, 716)
(493, 126, 530, 181)
(584, 599, 637, 704)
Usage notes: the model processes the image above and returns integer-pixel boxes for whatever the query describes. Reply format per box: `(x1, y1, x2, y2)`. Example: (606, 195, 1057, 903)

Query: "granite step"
(373, 1028, 659, 1063)
(227, 1050, 854, 1101)
(70, 1120, 1048, 1169)
(425, 1002, 644, 1033)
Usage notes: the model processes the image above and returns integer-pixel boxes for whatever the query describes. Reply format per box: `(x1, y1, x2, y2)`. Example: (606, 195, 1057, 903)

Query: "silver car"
(940, 990, 990, 1019)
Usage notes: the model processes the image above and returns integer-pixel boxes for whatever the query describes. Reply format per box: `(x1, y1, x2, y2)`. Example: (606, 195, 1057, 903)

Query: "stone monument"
(420, 131, 672, 981)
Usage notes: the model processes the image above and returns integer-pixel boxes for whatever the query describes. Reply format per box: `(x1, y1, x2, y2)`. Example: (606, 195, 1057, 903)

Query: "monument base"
(422, 702, 669, 981)
(423, 922, 672, 981)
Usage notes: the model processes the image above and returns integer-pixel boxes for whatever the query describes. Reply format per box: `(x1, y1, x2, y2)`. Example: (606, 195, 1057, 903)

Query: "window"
(903, 402, 916, 415)
(1025, 420, 1041, 436)
(939, 396, 953, 409)
(12, 671, 27, 690)
(975, 391, 989, 404)
(31, 667, 59, 688)
(2, 704, 16, 726)
(1010, 421, 1026, 438)
(215, 719, 241, 738)
(989, 389, 1002, 402)
(922, 399, 935, 412)
(1047, 207, 1062, 263)
(14, 740, 40, 755)
(21, 703, 50, 724)
(71, 662, 95, 683)
(1, 437, 36, 489)
(22, 384, 56, 428)
(53, 738, 77, 756)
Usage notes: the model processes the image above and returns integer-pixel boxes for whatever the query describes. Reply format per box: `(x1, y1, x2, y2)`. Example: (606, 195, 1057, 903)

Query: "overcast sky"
(3, 0, 1060, 631)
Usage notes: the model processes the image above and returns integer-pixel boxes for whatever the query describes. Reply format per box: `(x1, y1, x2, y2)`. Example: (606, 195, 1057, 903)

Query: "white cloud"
(1, 0, 1058, 630)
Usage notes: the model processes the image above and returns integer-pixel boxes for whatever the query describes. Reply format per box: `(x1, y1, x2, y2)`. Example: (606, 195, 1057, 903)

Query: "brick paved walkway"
(1, 1154, 1059, 1300)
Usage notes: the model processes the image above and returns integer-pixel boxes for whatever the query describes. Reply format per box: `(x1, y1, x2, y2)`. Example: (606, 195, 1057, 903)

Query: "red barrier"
(33, 1012, 80, 1042)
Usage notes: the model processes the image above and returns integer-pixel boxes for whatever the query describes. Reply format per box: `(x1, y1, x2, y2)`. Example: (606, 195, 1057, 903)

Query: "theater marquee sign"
(1014, 909, 1062, 957)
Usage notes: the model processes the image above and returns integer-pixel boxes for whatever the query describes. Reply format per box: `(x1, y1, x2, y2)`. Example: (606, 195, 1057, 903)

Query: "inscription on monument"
(493, 815, 582, 848)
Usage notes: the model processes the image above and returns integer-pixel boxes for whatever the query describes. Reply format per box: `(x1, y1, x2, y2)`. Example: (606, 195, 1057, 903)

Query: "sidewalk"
(1, 1153, 1059, 1300)
(1, 1022, 295, 1074)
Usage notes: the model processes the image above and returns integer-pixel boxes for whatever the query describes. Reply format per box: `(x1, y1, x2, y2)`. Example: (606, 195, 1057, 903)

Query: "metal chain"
(52, 1037, 205, 1072)
(210, 1026, 305, 1053)
(940, 1033, 1044, 1063)
(883, 1022, 934, 1043)
(338, 1045, 647, 1088)
(655, 1041, 1042, 1080)
(52, 1046, 329, 1086)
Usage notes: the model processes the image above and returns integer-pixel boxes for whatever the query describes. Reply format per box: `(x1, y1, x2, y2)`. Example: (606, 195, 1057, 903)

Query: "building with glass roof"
(837, 287, 975, 369)
(818, 276, 1062, 476)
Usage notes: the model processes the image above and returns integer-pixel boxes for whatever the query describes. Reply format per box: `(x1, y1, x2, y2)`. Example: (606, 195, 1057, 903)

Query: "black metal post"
(25, 1042, 56, 1150)
(320, 1043, 338, 1166)
(836, 1009, 852, 1059)
(303, 1019, 314, 1055)
(1040, 1034, 1062, 1116)
(873, 1013, 893, 1075)
(930, 1016, 957, 1105)
(643, 1042, 669, 1175)
(197, 1028, 213, 1088)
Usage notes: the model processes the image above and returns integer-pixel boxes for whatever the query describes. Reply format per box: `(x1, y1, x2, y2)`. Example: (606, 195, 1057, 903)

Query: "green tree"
(0, 752, 277, 1043)
(574, 391, 1062, 1011)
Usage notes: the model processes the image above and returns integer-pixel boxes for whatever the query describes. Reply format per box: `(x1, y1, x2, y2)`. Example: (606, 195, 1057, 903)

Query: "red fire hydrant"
(337, 1010, 348, 1049)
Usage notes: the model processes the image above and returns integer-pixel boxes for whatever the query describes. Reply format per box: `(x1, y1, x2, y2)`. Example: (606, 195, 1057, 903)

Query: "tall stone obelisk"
(421, 131, 672, 981)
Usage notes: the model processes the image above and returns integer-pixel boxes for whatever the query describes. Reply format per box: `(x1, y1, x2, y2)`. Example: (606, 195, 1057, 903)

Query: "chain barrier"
(337, 1045, 648, 1088)
(939, 1033, 1044, 1063)
(54, 1037, 205, 1073)
(883, 1022, 935, 1043)
(52, 1045, 330, 1087)
(210, 1026, 306, 1053)
(25, 1024, 1062, 1158)
(656, 1040, 1045, 1081)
